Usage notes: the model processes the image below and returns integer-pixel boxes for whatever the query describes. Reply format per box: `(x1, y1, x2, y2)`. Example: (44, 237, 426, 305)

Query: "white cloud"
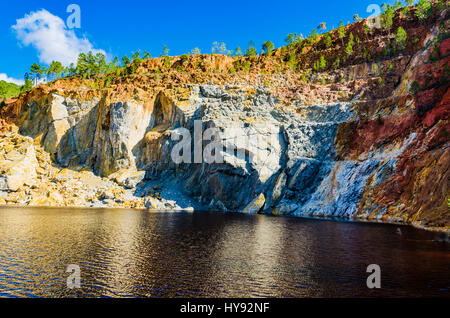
(0, 73, 24, 85)
(12, 9, 105, 66)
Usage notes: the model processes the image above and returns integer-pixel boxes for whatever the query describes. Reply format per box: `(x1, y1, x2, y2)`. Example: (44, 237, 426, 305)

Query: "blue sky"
(1, 0, 397, 84)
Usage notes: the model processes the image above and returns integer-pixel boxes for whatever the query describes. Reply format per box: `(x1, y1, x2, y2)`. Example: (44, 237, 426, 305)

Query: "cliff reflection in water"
(0, 207, 449, 297)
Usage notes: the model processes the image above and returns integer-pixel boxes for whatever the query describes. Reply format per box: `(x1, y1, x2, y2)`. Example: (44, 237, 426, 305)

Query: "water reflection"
(0, 207, 448, 298)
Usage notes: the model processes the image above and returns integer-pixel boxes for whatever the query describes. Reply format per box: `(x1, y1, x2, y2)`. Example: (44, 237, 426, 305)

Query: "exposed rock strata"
(0, 7, 448, 232)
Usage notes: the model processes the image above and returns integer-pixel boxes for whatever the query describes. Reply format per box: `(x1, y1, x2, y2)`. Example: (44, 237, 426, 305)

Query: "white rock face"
(165, 85, 358, 212)
(94, 101, 152, 175)
(20, 94, 153, 176)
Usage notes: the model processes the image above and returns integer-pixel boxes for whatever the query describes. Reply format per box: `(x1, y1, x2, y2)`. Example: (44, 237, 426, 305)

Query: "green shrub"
(288, 53, 297, 70)
(333, 57, 341, 69)
(345, 41, 353, 56)
(308, 29, 319, 45)
(262, 41, 275, 55)
(104, 76, 112, 88)
(372, 63, 379, 74)
(163, 56, 171, 69)
(132, 51, 142, 64)
(381, 4, 395, 34)
(377, 77, 384, 87)
(242, 61, 251, 72)
(400, 6, 411, 19)
(313, 60, 319, 71)
(161, 46, 170, 57)
(324, 33, 332, 48)
(191, 48, 201, 55)
(285, 33, 303, 46)
(245, 41, 257, 57)
(180, 54, 189, 63)
(319, 55, 327, 70)
(338, 21, 346, 46)
(395, 27, 408, 50)
(0, 80, 22, 99)
(415, 0, 433, 22)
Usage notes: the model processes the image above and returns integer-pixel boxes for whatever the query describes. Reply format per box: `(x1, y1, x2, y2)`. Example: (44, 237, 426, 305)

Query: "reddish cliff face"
(0, 3, 448, 231)
(335, 10, 450, 229)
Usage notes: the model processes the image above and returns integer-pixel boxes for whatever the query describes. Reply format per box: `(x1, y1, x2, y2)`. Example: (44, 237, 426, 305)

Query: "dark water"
(0, 208, 449, 298)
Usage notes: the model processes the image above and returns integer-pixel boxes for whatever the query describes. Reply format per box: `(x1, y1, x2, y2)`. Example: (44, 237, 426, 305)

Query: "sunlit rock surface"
(0, 7, 448, 232)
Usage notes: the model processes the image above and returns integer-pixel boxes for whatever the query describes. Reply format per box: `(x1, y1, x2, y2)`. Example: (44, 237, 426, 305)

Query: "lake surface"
(0, 207, 449, 298)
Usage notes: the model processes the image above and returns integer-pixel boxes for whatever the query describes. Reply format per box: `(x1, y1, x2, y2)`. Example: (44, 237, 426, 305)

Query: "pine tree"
(285, 33, 295, 45)
(381, 4, 395, 35)
(47, 61, 63, 81)
(30, 63, 44, 85)
(308, 29, 319, 45)
(262, 41, 274, 55)
(317, 22, 327, 33)
(132, 51, 142, 64)
(395, 27, 408, 49)
(161, 46, 170, 57)
(324, 33, 332, 48)
(121, 55, 130, 67)
(143, 51, 151, 59)
(338, 21, 346, 47)
(345, 40, 354, 56)
(245, 41, 257, 57)
(21, 78, 33, 92)
(191, 47, 201, 55)
(319, 55, 327, 70)
(415, 0, 432, 22)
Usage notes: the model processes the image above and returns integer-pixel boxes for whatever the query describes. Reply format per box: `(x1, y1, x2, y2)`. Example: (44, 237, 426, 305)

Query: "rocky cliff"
(1, 5, 449, 232)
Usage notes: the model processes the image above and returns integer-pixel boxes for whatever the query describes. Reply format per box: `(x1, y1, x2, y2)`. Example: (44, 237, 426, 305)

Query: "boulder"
(109, 169, 146, 189)
(243, 194, 265, 214)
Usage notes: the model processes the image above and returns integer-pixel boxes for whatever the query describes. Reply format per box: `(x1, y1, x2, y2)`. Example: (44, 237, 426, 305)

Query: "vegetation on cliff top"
(0, 80, 32, 101)
(6, 0, 449, 99)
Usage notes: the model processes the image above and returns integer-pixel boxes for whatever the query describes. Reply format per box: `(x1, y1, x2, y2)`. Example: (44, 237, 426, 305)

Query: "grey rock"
(16, 84, 408, 222)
